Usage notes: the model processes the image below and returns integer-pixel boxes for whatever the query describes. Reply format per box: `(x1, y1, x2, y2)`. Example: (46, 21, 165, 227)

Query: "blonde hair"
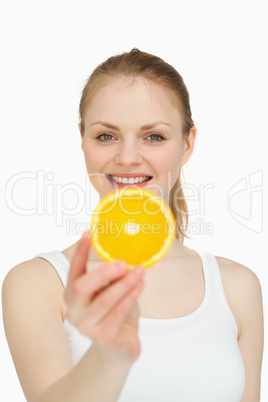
(79, 48, 194, 243)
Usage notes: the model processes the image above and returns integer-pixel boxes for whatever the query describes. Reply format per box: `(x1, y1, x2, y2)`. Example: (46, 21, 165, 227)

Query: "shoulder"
(3, 256, 65, 288)
(2, 257, 65, 318)
(215, 255, 261, 285)
(214, 255, 263, 340)
(2, 258, 73, 401)
(215, 255, 262, 291)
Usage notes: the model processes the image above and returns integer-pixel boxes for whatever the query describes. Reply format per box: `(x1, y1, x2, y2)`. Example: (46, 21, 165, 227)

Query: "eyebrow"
(90, 121, 171, 131)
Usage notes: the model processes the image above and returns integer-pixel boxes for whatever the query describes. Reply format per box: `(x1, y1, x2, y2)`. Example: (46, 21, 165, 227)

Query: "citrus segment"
(90, 187, 176, 269)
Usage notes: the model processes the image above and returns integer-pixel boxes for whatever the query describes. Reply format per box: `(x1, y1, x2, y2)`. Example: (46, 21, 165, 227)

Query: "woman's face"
(81, 77, 196, 204)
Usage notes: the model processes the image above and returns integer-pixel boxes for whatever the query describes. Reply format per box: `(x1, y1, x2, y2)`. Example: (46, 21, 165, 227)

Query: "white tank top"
(34, 249, 245, 401)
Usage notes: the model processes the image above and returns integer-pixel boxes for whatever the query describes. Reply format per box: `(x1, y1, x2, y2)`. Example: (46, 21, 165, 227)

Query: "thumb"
(126, 301, 141, 327)
(68, 231, 91, 282)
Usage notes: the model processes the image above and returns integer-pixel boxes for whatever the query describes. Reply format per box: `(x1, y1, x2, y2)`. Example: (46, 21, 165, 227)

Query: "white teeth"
(110, 175, 150, 184)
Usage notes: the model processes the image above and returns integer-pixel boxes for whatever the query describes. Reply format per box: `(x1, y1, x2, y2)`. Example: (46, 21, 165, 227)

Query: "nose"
(114, 140, 143, 166)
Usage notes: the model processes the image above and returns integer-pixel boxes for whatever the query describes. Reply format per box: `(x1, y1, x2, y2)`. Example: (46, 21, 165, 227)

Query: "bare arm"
(34, 345, 132, 402)
(237, 267, 264, 402)
(219, 258, 264, 402)
(2, 234, 144, 402)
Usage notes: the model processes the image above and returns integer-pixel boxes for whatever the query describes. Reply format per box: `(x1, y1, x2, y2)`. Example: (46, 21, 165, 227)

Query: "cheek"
(83, 144, 112, 194)
(155, 146, 182, 172)
(83, 143, 108, 171)
(84, 156, 110, 194)
(148, 147, 182, 195)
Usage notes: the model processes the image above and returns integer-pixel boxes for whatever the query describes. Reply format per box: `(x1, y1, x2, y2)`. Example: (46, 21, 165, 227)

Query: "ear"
(78, 123, 84, 150)
(180, 126, 197, 166)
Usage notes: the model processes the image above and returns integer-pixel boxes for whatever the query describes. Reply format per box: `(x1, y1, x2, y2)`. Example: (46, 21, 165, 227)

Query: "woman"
(2, 48, 263, 401)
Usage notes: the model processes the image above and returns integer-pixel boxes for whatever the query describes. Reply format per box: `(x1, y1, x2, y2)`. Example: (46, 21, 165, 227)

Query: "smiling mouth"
(107, 175, 152, 184)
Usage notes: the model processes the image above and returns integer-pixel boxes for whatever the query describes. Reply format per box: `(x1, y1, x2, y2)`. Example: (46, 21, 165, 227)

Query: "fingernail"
(83, 230, 90, 239)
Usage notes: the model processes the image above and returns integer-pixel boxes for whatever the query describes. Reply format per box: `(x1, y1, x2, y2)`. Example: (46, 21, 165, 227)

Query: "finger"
(68, 231, 91, 283)
(64, 260, 128, 322)
(104, 280, 144, 340)
(85, 279, 144, 342)
(84, 265, 144, 326)
(73, 260, 128, 299)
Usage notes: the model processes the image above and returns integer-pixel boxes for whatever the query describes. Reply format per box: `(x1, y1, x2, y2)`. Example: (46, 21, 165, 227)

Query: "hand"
(64, 231, 145, 368)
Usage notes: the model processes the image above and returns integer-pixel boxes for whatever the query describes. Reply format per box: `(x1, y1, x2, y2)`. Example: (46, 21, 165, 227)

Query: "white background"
(0, 0, 267, 400)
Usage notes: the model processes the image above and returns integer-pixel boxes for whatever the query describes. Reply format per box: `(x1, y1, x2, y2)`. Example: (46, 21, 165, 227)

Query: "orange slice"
(90, 187, 176, 269)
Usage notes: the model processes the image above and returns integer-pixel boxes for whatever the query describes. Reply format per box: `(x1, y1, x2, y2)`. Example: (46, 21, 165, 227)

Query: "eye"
(95, 133, 165, 143)
(96, 133, 116, 142)
(146, 134, 165, 142)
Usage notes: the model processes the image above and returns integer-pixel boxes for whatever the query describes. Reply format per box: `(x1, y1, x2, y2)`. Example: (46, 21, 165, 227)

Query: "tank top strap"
(201, 251, 223, 298)
(192, 250, 222, 304)
(201, 251, 238, 336)
(34, 250, 70, 288)
(203, 251, 228, 301)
